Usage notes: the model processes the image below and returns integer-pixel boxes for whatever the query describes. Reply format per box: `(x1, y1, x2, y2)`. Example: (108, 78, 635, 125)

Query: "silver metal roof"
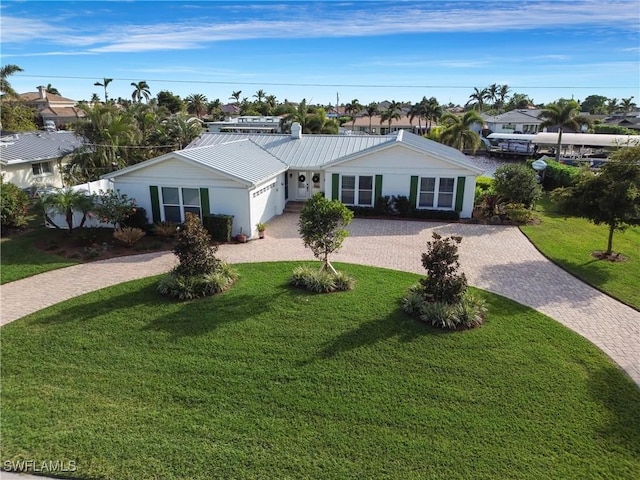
(0, 131, 84, 164)
(531, 132, 640, 147)
(188, 132, 394, 168)
(175, 140, 287, 186)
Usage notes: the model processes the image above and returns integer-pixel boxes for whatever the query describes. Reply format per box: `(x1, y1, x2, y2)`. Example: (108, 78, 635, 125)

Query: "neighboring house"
(206, 116, 284, 133)
(103, 123, 482, 239)
(345, 113, 418, 135)
(0, 131, 84, 189)
(481, 109, 545, 134)
(19, 86, 86, 128)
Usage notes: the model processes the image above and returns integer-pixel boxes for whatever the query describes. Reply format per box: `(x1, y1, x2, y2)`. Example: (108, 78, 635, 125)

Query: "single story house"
(0, 131, 84, 190)
(481, 109, 546, 134)
(103, 123, 482, 239)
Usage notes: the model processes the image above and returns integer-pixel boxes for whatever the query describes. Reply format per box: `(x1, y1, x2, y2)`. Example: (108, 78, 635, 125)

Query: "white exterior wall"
(1, 160, 67, 189)
(112, 157, 251, 235)
(248, 174, 286, 237)
(325, 145, 478, 218)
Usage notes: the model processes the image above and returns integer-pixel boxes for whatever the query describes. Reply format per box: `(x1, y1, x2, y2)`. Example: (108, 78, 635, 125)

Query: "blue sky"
(2, 0, 639, 107)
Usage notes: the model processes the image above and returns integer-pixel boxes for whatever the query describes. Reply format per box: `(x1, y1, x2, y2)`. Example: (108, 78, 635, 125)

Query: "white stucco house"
(102, 123, 482, 239)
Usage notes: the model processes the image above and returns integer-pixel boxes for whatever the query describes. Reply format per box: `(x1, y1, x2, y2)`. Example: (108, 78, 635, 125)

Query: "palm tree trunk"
(556, 128, 563, 162)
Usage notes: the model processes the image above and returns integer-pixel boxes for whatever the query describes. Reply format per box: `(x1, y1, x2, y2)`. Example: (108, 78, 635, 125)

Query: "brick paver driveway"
(2, 214, 639, 386)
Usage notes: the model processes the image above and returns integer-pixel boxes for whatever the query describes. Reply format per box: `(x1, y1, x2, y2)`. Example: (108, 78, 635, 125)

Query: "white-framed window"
(32, 162, 52, 176)
(341, 175, 373, 206)
(418, 177, 455, 209)
(161, 187, 201, 222)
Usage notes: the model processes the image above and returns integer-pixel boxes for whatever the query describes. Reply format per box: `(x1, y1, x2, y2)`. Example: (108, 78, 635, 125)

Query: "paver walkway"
(2, 214, 639, 387)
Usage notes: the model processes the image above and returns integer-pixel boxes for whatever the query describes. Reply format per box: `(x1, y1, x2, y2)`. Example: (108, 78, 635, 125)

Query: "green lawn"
(0, 229, 78, 284)
(521, 196, 640, 310)
(2, 262, 638, 480)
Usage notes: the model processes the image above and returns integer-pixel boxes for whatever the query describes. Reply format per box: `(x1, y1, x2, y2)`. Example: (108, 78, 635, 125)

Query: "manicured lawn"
(2, 262, 639, 480)
(521, 196, 640, 310)
(0, 229, 78, 284)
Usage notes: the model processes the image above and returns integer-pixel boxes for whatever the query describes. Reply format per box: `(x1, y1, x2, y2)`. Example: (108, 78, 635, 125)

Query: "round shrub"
(541, 160, 581, 190)
(158, 262, 238, 300)
(493, 163, 542, 208)
(290, 265, 354, 293)
(1, 178, 30, 232)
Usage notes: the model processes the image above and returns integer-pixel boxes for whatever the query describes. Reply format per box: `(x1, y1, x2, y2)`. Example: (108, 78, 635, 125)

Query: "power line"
(14, 74, 634, 90)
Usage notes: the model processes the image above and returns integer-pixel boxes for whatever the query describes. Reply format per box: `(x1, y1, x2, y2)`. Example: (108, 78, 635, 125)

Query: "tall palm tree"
(408, 101, 424, 134)
(46, 83, 60, 96)
(0, 64, 24, 97)
(424, 97, 443, 131)
(345, 99, 362, 130)
(466, 87, 489, 112)
(487, 83, 499, 109)
(253, 89, 266, 104)
(185, 93, 208, 118)
(93, 77, 113, 103)
(538, 101, 591, 161)
(265, 94, 278, 115)
(130, 81, 151, 103)
(364, 102, 378, 134)
(439, 110, 483, 153)
(230, 90, 242, 105)
(380, 100, 402, 134)
(606, 98, 619, 115)
(90, 93, 101, 104)
(280, 98, 310, 132)
(496, 84, 510, 112)
(620, 97, 636, 117)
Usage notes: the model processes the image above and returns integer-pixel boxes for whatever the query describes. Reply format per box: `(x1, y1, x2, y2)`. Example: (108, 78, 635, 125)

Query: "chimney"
(291, 122, 302, 139)
(38, 85, 47, 100)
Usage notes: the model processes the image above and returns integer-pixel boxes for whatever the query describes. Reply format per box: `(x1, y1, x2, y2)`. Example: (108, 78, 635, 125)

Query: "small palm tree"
(539, 101, 591, 161)
(130, 81, 151, 103)
(380, 100, 402, 134)
(439, 110, 483, 153)
(39, 188, 95, 233)
(606, 98, 619, 115)
(230, 90, 242, 105)
(620, 97, 636, 117)
(93, 77, 113, 103)
(0, 64, 24, 97)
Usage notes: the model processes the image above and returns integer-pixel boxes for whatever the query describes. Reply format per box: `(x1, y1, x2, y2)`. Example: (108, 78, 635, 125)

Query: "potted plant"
(235, 228, 247, 243)
(256, 222, 266, 239)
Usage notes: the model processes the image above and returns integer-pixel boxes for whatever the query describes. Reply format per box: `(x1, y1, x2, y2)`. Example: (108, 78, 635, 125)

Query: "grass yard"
(521, 196, 640, 310)
(0, 229, 78, 284)
(2, 262, 639, 480)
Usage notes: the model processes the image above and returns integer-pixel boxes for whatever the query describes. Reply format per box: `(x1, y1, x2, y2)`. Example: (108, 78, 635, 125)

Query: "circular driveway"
(2, 214, 639, 386)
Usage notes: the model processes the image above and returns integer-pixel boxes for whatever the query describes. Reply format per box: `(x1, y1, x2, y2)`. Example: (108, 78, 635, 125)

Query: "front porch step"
(284, 201, 305, 213)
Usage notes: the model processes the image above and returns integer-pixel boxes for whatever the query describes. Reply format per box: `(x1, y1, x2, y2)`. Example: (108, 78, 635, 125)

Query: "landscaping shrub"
(504, 203, 536, 224)
(113, 227, 146, 246)
(0, 178, 30, 232)
(92, 189, 138, 229)
(153, 221, 178, 239)
(202, 214, 234, 242)
(121, 207, 149, 230)
(374, 195, 394, 216)
(493, 163, 542, 208)
(420, 233, 467, 304)
(392, 195, 413, 217)
(402, 232, 487, 330)
(158, 213, 237, 300)
(290, 265, 354, 293)
(541, 160, 581, 191)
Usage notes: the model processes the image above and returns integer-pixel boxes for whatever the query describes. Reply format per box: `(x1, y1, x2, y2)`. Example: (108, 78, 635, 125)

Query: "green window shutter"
(454, 176, 466, 212)
(200, 188, 210, 217)
(332, 173, 340, 200)
(375, 174, 383, 199)
(149, 185, 161, 223)
(409, 176, 419, 207)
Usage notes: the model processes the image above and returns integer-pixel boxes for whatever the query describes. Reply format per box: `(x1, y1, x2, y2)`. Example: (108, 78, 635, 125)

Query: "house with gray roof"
(103, 123, 482, 239)
(0, 131, 84, 190)
(481, 109, 545, 134)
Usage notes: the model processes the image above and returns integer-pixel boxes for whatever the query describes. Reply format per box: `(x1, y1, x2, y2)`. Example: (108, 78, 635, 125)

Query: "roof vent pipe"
(291, 122, 302, 139)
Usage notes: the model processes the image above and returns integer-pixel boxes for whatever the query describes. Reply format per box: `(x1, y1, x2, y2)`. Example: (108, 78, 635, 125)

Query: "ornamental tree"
(552, 146, 640, 255)
(298, 193, 354, 273)
(92, 189, 138, 229)
(173, 212, 221, 277)
(420, 233, 468, 304)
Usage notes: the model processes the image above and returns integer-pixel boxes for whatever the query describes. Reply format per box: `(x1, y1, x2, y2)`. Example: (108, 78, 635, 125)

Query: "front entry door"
(297, 171, 309, 200)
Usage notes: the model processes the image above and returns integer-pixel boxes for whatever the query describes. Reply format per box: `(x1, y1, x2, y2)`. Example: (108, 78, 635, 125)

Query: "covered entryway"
(291, 171, 323, 201)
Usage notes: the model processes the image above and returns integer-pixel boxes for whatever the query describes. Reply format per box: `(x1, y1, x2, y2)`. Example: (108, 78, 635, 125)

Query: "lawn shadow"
(305, 306, 451, 365)
(587, 364, 640, 455)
